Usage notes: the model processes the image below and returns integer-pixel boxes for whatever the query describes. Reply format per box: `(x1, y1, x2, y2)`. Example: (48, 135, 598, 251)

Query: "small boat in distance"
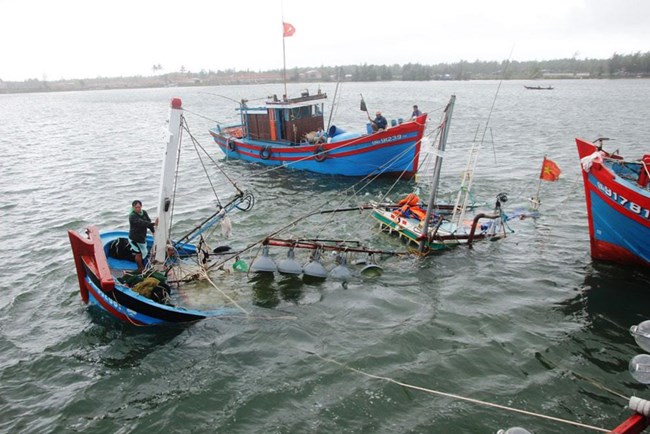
(209, 89, 428, 178)
(524, 85, 554, 90)
(576, 137, 650, 268)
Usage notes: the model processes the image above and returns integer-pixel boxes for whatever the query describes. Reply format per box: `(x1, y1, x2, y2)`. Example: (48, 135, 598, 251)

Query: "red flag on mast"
(539, 157, 561, 181)
(283, 22, 296, 37)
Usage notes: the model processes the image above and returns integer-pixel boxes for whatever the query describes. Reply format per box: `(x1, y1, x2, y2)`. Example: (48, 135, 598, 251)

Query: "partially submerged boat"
(371, 95, 509, 254)
(576, 137, 650, 268)
(68, 98, 254, 325)
(209, 89, 428, 178)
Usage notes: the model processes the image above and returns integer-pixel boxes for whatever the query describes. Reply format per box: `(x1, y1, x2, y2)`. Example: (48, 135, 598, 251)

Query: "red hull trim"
(612, 413, 650, 434)
(68, 226, 115, 303)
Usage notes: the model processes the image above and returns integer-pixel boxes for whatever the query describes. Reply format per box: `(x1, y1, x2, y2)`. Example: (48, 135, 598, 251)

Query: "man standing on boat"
(128, 200, 157, 273)
(371, 111, 388, 131)
(411, 105, 422, 120)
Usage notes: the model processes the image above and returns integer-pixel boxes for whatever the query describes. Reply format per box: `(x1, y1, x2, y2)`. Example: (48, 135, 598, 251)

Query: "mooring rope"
(201, 272, 249, 316)
(306, 350, 612, 433)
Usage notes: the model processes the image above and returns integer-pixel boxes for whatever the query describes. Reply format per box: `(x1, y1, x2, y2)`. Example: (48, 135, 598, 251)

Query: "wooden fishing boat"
(576, 137, 650, 268)
(209, 90, 428, 178)
(68, 98, 254, 325)
(371, 95, 509, 254)
(524, 85, 554, 90)
(68, 227, 237, 325)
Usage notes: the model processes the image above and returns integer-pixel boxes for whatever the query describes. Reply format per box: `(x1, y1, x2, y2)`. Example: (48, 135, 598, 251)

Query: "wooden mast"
(151, 98, 183, 267)
(418, 95, 456, 253)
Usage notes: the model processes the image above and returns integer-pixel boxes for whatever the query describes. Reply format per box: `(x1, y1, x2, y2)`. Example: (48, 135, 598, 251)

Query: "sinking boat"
(209, 89, 428, 178)
(371, 95, 509, 254)
(577, 137, 650, 268)
(68, 98, 254, 325)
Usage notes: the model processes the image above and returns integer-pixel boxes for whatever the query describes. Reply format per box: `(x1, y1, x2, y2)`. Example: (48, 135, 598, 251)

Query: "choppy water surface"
(1, 80, 650, 433)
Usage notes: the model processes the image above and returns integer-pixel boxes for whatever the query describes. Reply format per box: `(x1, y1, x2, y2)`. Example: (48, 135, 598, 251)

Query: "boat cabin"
(240, 90, 326, 144)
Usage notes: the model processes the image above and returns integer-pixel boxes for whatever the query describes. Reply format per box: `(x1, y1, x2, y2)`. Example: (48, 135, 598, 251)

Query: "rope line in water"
(201, 272, 249, 315)
(306, 351, 612, 433)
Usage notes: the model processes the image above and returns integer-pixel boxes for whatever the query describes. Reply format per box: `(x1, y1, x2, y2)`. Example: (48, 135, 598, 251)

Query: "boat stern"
(68, 226, 115, 303)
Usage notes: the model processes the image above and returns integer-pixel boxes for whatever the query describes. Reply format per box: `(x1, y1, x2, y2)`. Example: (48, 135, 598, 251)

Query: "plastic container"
(328, 125, 346, 137)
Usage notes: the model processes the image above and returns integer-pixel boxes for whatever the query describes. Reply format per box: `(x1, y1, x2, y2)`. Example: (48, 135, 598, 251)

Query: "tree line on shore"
(287, 51, 650, 81)
(1, 51, 648, 94)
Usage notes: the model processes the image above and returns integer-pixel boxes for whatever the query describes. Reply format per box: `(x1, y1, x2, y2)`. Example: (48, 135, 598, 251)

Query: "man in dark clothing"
(411, 105, 422, 120)
(129, 200, 156, 273)
(371, 111, 388, 131)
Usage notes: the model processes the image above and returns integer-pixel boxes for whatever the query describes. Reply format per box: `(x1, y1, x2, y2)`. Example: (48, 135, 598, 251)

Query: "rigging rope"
(180, 115, 243, 194)
(182, 116, 222, 206)
(181, 107, 224, 125)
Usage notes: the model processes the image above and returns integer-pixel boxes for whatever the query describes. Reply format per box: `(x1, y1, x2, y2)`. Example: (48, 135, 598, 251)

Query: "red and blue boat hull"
(210, 115, 427, 178)
(576, 138, 650, 267)
(68, 226, 236, 326)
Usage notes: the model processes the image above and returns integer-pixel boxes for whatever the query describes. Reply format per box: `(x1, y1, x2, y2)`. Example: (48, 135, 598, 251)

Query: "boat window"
(314, 104, 323, 116)
(287, 106, 313, 120)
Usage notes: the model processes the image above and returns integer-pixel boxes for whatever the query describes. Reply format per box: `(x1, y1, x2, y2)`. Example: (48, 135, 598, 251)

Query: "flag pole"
(282, 30, 287, 99)
(280, 1, 287, 98)
(530, 156, 546, 210)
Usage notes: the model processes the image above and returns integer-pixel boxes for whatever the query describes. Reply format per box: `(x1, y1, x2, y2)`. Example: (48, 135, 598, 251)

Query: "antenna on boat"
(326, 70, 342, 133)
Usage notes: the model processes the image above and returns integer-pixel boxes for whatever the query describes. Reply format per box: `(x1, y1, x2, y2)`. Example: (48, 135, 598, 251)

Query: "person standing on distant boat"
(371, 111, 388, 131)
(410, 105, 422, 120)
(129, 200, 157, 273)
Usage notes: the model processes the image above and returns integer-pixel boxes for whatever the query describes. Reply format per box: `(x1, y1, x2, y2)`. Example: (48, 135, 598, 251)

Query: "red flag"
(539, 157, 561, 181)
(283, 22, 296, 37)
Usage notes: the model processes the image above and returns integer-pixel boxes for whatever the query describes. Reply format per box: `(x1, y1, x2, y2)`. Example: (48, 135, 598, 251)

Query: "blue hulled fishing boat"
(577, 137, 650, 268)
(69, 98, 254, 325)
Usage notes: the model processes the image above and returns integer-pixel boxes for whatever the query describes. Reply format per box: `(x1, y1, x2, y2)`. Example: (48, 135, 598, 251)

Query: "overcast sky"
(1, 0, 648, 81)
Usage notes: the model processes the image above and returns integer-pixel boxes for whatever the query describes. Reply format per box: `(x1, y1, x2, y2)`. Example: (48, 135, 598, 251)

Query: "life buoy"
(226, 138, 236, 152)
(260, 146, 272, 160)
(314, 145, 327, 162)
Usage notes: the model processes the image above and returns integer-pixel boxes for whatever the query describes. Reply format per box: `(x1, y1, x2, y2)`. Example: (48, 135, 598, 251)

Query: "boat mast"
(418, 95, 456, 253)
(282, 35, 288, 98)
(151, 98, 183, 267)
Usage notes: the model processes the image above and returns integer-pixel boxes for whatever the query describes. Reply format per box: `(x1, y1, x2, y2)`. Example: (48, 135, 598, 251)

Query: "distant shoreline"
(1, 75, 648, 96)
(2, 53, 649, 95)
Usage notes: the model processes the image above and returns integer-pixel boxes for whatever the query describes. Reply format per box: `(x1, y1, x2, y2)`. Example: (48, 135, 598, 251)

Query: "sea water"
(1, 80, 650, 433)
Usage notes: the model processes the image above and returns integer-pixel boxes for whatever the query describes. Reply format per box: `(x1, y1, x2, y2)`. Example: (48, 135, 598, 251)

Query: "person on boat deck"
(314, 127, 325, 143)
(128, 200, 157, 273)
(371, 111, 388, 131)
(410, 105, 422, 120)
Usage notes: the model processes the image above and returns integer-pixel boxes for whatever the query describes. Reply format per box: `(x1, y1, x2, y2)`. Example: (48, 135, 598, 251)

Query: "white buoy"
(630, 354, 650, 384)
(629, 396, 650, 416)
(631, 321, 650, 353)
